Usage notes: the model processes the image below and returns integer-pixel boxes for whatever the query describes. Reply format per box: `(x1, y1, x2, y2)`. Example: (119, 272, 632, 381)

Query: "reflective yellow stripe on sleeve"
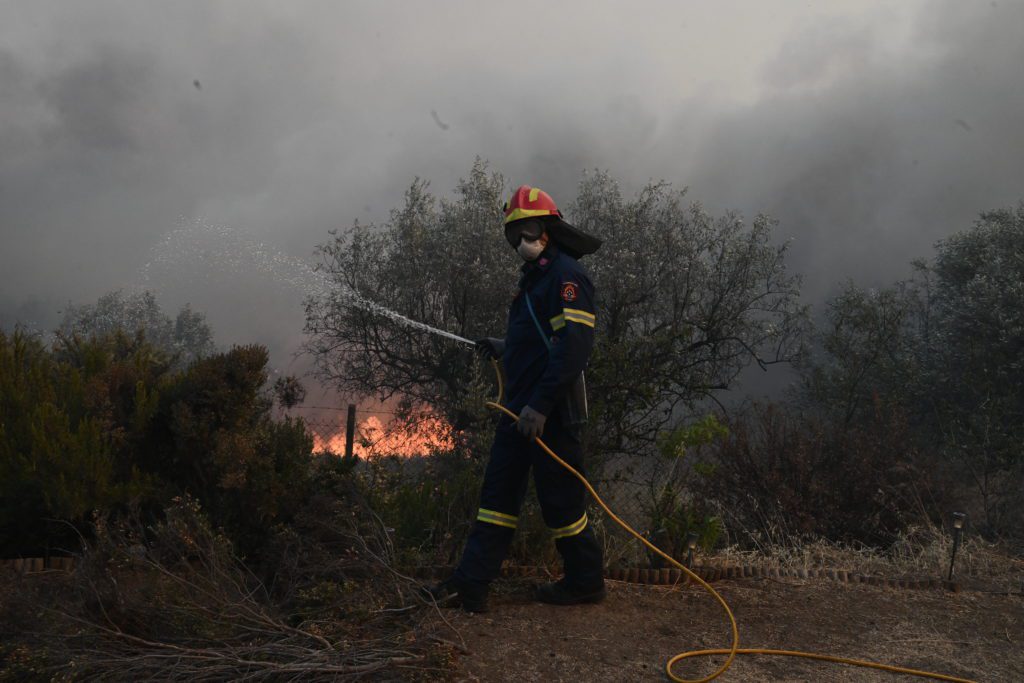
(477, 508, 518, 529)
(549, 313, 565, 331)
(550, 512, 588, 539)
(563, 308, 595, 328)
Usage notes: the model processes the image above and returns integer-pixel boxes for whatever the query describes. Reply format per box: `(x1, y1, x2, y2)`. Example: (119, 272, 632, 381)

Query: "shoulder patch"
(560, 282, 579, 303)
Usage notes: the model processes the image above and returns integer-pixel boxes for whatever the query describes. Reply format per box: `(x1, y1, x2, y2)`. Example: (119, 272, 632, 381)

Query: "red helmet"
(502, 184, 603, 258)
(503, 185, 562, 224)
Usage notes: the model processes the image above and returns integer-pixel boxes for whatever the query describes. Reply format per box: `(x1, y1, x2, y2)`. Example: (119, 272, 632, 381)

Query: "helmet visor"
(504, 218, 545, 248)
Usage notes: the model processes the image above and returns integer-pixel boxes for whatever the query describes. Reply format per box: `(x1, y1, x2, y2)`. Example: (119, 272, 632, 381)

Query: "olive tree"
(573, 171, 807, 458)
(303, 161, 510, 447)
(922, 206, 1024, 531)
(801, 204, 1024, 534)
(797, 281, 926, 428)
(303, 161, 808, 462)
(59, 290, 216, 367)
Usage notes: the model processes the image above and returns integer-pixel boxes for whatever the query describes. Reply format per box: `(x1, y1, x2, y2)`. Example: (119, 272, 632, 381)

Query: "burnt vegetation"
(2, 162, 1022, 679)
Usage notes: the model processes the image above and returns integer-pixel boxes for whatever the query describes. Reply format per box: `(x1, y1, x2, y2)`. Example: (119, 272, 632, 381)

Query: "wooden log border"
(4, 557, 964, 593)
(0, 557, 76, 573)
(409, 563, 962, 592)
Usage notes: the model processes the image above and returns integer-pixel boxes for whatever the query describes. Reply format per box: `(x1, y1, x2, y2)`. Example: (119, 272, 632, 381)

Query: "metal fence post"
(345, 404, 356, 458)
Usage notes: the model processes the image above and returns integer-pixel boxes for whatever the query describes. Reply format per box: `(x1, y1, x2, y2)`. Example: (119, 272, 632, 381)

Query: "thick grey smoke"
(685, 1, 1024, 297)
(1, 0, 1021, 386)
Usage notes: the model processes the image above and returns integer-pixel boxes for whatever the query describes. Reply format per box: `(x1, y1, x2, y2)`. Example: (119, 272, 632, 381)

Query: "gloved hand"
(517, 405, 547, 440)
(475, 337, 506, 360)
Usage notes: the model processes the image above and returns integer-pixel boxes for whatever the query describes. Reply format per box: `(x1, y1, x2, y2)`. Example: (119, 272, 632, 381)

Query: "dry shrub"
(0, 491, 457, 682)
(704, 402, 955, 547)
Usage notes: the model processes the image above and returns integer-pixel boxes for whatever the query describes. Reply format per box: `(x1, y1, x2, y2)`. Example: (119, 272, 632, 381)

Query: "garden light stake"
(948, 512, 966, 582)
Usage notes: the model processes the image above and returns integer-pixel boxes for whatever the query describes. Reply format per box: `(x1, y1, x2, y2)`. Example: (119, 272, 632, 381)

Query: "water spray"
(347, 293, 476, 347)
(141, 219, 477, 349)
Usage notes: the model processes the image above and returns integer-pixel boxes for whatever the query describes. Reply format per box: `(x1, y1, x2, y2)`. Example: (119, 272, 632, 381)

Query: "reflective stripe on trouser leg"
(550, 512, 587, 539)
(531, 415, 604, 588)
(455, 423, 531, 584)
(477, 508, 518, 529)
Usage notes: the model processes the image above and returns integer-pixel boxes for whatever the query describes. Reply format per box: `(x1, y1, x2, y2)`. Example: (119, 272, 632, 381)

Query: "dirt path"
(439, 576, 1023, 682)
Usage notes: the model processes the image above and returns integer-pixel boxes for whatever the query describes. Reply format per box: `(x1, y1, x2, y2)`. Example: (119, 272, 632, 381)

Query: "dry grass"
(712, 524, 1023, 591)
(588, 497, 1023, 592)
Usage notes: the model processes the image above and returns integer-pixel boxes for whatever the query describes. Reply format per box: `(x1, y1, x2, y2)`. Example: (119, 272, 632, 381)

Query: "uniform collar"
(518, 244, 559, 290)
(520, 244, 559, 274)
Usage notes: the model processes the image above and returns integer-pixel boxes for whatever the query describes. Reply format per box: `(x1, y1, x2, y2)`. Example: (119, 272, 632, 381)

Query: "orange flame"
(311, 411, 455, 458)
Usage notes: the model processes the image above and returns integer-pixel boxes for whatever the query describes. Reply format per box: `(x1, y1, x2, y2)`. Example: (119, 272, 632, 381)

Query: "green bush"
(0, 328, 314, 558)
(0, 329, 157, 556)
(358, 451, 483, 567)
(638, 416, 726, 566)
(138, 343, 314, 555)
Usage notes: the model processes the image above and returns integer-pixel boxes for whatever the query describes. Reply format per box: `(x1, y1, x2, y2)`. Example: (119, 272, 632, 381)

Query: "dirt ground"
(436, 575, 1023, 682)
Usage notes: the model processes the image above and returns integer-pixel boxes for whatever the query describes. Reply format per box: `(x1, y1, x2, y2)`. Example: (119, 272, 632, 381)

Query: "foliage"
(655, 414, 729, 461)
(0, 328, 159, 556)
(800, 204, 1024, 536)
(304, 160, 508, 446)
(304, 161, 808, 468)
(705, 403, 951, 547)
(642, 416, 727, 564)
(136, 343, 314, 555)
(572, 172, 807, 459)
(59, 290, 216, 368)
(0, 327, 314, 558)
(646, 486, 721, 565)
(799, 282, 923, 428)
(273, 374, 307, 409)
(356, 452, 484, 567)
(923, 206, 1024, 532)
(338, 447, 569, 571)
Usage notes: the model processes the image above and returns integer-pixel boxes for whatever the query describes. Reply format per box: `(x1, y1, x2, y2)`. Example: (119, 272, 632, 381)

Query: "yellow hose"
(484, 359, 975, 683)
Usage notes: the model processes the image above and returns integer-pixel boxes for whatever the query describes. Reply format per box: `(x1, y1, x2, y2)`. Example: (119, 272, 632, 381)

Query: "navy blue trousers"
(454, 413, 604, 589)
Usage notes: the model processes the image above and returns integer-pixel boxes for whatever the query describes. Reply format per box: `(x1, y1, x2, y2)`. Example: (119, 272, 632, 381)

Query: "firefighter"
(426, 185, 604, 613)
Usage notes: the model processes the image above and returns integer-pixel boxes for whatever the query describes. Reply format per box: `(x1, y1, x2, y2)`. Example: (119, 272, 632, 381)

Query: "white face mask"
(517, 235, 547, 261)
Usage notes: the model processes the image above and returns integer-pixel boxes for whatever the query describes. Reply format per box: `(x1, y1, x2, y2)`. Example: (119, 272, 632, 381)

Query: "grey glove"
(475, 337, 506, 360)
(517, 405, 547, 440)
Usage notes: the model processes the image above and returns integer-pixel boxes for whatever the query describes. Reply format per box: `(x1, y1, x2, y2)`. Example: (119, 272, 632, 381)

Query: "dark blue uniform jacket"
(502, 245, 596, 416)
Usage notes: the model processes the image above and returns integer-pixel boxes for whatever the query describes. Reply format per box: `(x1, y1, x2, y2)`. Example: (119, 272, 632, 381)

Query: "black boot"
(535, 577, 606, 606)
(421, 576, 489, 613)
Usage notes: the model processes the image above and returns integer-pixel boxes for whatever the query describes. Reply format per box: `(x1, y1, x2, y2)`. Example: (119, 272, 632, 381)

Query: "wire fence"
(303, 418, 350, 455)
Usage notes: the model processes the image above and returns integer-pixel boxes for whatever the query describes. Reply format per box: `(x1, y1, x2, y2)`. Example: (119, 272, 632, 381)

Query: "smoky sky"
(2, 0, 1022, 384)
